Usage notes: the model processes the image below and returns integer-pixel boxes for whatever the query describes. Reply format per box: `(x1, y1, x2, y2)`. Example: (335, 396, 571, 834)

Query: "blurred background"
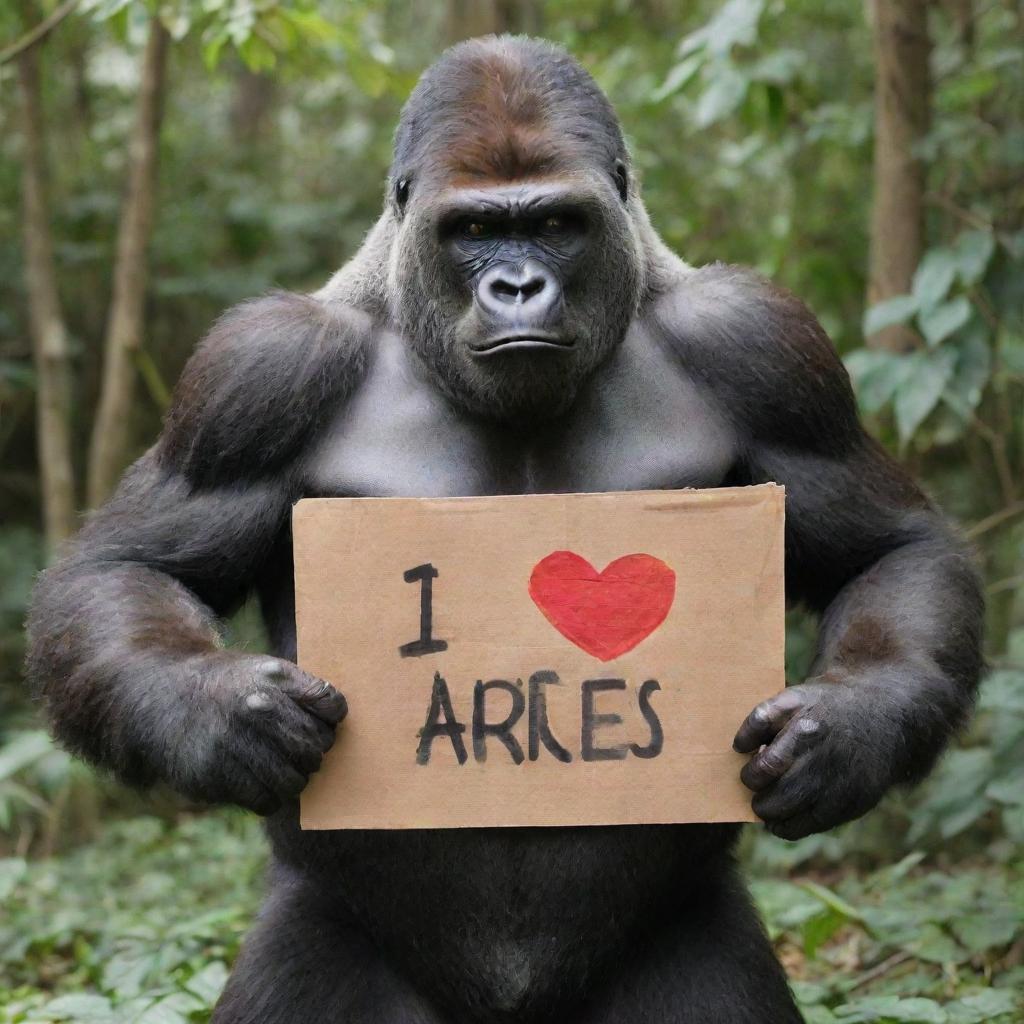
(0, 1, 1022, 1021)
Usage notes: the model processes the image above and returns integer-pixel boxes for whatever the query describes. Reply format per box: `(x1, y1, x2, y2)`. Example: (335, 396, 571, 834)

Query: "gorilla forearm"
(748, 413, 983, 785)
(732, 495, 983, 837)
(808, 531, 984, 782)
(27, 558, 224, 786)
(26, 457, 290, 790)
(27, 501, 345, 813)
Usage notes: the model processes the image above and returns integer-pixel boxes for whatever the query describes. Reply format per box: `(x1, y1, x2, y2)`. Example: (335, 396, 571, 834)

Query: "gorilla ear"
(613, 160, 629, 203)
(395, 177, 411, 214)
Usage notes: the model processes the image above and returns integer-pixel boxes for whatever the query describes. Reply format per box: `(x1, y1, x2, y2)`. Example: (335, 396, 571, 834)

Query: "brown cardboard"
(295, 485, 785, 830)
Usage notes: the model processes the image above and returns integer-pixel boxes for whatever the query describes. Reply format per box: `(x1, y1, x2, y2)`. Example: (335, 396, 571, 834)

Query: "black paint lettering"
(629, 679, 664, 759)
(581, 678, 628, 762)
(399, 563, 448, 658)
(472, 679, 525, 764)
(416, 672, 467, 765)
(527, 670, 572, 762)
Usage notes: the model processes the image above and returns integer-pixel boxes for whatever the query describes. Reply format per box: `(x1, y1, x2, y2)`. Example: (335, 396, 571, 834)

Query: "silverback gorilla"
(28, 36, 983, 1024)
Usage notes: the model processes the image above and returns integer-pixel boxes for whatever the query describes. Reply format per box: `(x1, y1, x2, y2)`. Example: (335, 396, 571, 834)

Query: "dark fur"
(27, 36, 983, 1024)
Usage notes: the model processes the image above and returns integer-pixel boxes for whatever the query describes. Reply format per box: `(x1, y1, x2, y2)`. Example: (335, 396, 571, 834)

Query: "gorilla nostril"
(491, 278, 521, 303)
(520, 276, 546, 301)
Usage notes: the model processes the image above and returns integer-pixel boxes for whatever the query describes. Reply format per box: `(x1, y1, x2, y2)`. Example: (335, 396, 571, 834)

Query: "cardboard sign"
(295, 485, 785, 830)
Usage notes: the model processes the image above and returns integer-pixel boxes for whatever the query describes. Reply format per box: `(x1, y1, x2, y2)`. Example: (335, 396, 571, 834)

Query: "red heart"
(528, 551, 676, 662)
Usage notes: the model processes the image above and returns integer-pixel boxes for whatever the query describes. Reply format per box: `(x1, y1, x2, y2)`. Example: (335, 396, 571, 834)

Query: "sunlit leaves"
(952, 231, 996, 286)
(681, 0, 765, 59)
(894, 347, 957, 445)
(913, 248, 958, 311)
(650, 53, 702, 102)
(919, 296, 972, 347)
(862, 295, 919, 337)
(854, 223, 1005, 443)
(694, 63, 748, 127)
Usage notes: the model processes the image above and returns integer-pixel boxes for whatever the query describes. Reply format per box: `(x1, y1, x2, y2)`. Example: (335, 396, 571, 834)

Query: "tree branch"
(0, 0, 80, 66)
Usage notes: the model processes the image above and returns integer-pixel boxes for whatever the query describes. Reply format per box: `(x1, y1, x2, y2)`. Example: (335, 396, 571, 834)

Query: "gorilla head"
(386, 36, 646, 421)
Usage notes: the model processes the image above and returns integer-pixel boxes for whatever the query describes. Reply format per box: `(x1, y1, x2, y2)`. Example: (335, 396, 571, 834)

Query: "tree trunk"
(230, 65, 275, 146)
(87, 18, 169, 507)
(445, 0, 539, 41)
(16, 40, 76, 549)
(866, 0, 932, 352)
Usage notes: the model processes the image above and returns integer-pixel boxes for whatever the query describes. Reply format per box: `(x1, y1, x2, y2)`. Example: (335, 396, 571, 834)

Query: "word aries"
(416, 671, 664, 765)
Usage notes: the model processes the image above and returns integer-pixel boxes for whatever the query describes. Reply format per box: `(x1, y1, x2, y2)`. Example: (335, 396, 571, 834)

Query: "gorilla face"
(393, 171, 642, 422)
(383, 35, 644, 423)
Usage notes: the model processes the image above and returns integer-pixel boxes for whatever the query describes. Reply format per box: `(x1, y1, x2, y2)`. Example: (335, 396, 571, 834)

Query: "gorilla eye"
(613, 160, 629, 203)
(543, 215, 564, 231)
(464, 221, 491, 239)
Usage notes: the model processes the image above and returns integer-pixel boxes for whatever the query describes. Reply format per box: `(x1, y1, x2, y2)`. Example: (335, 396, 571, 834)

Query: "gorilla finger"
(247, 700, 331, 773)
(294, 680, 347, 727)
(306, 716, 338, 754)
(740, 717, 823, 791)
(229, 733, 310, 801)
(278, 731, 325, 775)
(222, 750, 282, 816)
(733, 688, 806, 753)
(767, 808, 827, 841)
(751, 766, 816, 823)
(259, 659, 348, 726)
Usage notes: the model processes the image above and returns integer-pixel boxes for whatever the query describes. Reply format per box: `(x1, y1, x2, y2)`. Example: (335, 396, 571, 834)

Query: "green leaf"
(202, 31, 228, 70)
(0, 858, 27, 902)
(986, 768, 1024, 806)
(799, 880, 864, 922)
(918, 297, 972, 346)
(652, 54, 704, 101)
(913, 248, 958, 310)
(908, 922, 968, 964)
(951, 911, 1020, 952)
(133, 992, 204, 1024)
(41, 994, 117, 1022)
(703, 0, 765, 56)
(945, 990, 1020, 1024)
(953, 230, 996, 285)
(802, 908, 845, 958)
(942, 326, 991, 415)
(0, 731, 55, 780)
(863, 295, 918, 337)
(845, 349, 914, 414)
(184, 961, 230, 1002)
(998, 329, 1024, 375)
(748, 49, 803, 84)
(835, 995, 948, 1023)
(894, 348, 956, 445)
(238, 33, 277, 72)
(694, 63, 748, 127)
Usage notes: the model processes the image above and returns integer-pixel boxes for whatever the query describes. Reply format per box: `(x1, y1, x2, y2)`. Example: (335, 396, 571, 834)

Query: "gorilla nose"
(477, 259, 560, 323)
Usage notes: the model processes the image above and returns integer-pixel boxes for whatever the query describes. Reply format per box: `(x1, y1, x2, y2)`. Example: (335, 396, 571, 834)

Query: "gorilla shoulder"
(647, 263, 861, 452)
(160, 292, 372, 488)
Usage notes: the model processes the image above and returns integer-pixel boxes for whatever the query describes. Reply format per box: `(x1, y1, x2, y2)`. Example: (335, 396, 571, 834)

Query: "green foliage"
(0, 814, 264, 1022)
(0, 808, 1019, 1021)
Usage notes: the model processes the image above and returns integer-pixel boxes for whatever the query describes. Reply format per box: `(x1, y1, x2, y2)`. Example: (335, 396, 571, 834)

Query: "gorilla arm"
(655, 265, 985, 840)
(26, 293, 365, 814)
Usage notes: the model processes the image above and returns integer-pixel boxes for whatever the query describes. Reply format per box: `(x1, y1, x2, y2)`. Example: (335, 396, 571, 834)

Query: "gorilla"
(27, 36, 983, 1024)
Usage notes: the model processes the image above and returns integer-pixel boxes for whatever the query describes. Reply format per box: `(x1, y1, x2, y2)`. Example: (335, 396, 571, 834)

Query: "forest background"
(0, 1, 1021, 1021)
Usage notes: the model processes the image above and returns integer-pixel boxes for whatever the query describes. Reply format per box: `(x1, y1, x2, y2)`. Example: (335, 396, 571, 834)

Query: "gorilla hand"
(173, 653, 346, 815)
(733, 679, 896, 840)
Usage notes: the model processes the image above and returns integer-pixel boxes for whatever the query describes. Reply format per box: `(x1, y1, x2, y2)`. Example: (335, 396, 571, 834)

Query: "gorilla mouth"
(472, 332, 574, 356)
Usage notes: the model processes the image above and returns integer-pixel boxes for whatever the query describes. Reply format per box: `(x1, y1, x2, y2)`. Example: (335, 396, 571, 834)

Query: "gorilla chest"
(304, 331, 737, 498)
